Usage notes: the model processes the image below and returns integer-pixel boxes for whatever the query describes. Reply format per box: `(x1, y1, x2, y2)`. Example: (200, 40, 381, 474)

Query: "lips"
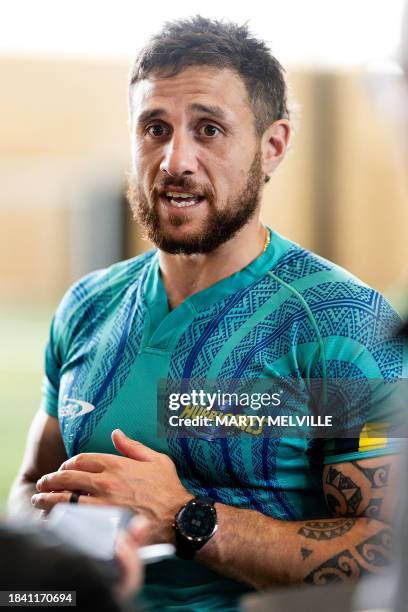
(162, 191, 205, 208)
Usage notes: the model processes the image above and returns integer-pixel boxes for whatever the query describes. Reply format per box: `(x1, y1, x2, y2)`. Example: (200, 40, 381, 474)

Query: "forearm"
(197, 504, 392, 589)
(7, 478, 42, 523)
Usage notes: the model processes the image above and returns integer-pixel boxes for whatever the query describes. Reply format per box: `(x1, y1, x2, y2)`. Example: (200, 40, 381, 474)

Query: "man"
(8, 16, 405, 611)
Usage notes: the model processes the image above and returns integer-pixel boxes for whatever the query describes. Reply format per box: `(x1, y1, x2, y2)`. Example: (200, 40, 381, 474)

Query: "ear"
(261, 120, 291, 179)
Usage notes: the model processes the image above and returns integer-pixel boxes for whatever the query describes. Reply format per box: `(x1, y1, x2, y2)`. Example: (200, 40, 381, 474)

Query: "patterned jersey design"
(42, 234, 404, 524)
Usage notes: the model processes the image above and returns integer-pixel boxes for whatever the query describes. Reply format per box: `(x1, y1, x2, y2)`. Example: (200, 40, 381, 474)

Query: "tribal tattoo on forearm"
(303, 528, 393, 585)
(298, 518, 356, 541)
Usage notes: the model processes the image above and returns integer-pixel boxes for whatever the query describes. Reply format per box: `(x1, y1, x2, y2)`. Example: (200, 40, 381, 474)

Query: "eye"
(199, 124, 221, 138)
(146, 123, 169, 138)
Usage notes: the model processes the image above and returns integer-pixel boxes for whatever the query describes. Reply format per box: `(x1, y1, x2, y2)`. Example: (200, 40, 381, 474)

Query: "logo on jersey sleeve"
(60, 395, 96, 418)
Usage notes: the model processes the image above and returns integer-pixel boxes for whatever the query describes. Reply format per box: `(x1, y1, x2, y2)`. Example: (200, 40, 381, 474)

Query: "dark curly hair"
(129, 15, 289, 136)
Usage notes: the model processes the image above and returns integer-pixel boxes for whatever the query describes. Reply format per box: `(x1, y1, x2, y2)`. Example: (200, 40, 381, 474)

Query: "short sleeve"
(39, 269, 104, 419)
(312, 290, 408, 465)
(40, 315, 61, 418)
(321, 373, 406, 464)
(323, 436, 402, 465)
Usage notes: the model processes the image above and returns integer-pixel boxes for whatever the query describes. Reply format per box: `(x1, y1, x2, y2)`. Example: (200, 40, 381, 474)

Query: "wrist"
(163, 491, 193, 544)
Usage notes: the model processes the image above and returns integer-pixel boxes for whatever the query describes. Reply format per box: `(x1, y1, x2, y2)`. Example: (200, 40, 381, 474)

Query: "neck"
(158, 218, 267, 310)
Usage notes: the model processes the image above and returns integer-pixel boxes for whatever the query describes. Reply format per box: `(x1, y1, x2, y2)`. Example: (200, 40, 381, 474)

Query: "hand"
(32, 430, 192, 543)
(113, 515, 148, 603)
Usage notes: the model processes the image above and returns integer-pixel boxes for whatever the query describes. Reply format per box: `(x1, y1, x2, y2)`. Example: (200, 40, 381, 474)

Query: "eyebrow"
(189, 103, 227, 121)
(137, 103, 228, 126)
(137, 108, 166, 125)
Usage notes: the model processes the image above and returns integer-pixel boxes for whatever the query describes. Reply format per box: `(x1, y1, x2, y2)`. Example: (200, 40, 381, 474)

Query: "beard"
(127, 150, 264, 254)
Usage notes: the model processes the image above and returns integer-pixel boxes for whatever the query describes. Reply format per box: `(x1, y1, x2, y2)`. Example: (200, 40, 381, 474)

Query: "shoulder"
(272, 236, 369, 290)
(271, 239, 401, 335)
(269, 237, 403, 376)
(50, 250, 155, 351)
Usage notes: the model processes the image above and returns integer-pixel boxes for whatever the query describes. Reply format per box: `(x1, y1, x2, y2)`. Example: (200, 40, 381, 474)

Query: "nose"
(160, 132, 198, 177)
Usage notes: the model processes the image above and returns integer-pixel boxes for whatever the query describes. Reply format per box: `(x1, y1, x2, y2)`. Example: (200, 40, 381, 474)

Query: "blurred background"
(1, 0, 408, 510)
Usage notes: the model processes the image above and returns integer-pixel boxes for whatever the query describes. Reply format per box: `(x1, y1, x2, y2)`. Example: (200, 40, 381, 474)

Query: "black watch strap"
(175, 527, 201, 560)
(174, 496, 216, 560)
(196, 496, 215, 506)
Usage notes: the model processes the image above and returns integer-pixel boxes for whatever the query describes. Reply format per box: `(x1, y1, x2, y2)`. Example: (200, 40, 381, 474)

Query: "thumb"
(112, 429, 155, 461)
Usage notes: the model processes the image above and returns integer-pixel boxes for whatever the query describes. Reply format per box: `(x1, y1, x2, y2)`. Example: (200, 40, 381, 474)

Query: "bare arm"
(7, 410, 68, 522)
(196, 455, 398, 589)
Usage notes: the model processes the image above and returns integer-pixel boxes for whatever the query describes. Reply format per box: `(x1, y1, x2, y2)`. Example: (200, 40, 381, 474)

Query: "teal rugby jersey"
(41, 229, 406, 611)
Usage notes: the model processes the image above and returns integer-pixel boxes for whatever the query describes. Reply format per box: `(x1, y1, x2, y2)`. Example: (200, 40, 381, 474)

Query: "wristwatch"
(174, 496, 217, 559)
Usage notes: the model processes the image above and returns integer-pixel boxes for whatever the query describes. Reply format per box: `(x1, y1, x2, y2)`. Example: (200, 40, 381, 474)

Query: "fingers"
(31, 490, 99, 513)
(111, 429, 157, 462)
(31, 490, 70, 513)
(36, 470, 99, 495)
(59, 453, 109, 473)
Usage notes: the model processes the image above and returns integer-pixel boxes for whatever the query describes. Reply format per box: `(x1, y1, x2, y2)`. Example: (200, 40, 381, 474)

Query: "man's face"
(128, 66, 264, 254)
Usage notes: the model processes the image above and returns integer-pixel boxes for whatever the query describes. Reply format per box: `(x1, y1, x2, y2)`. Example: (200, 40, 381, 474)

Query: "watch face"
(177, 501, 217, 540)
